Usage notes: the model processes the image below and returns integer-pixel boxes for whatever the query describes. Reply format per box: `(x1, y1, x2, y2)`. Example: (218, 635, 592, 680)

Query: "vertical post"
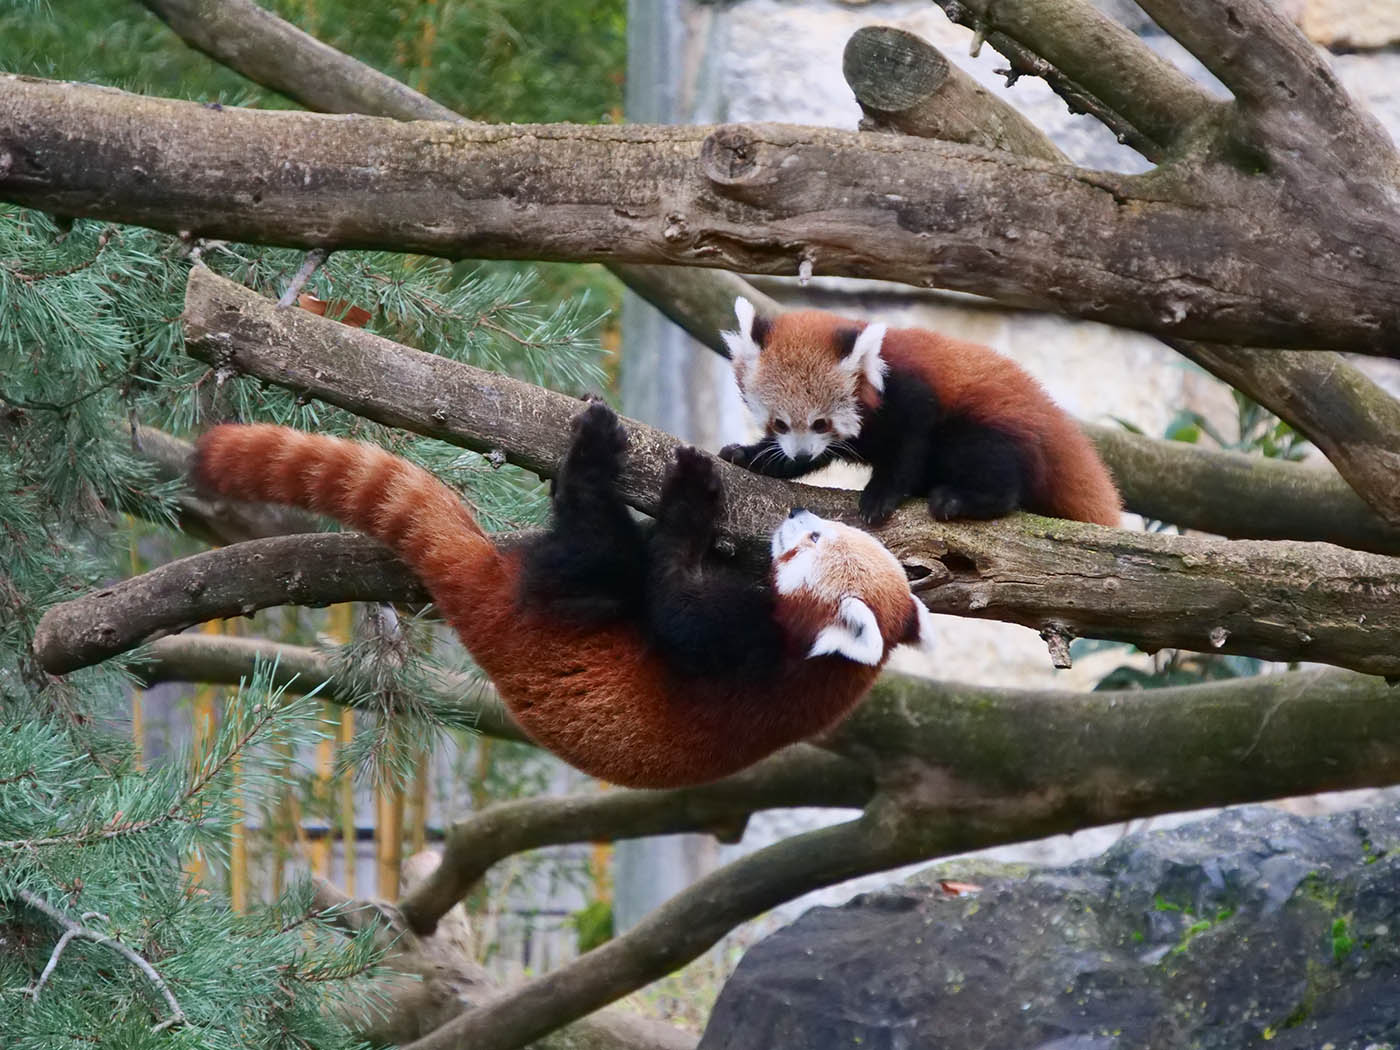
(614, 0, 728, 933)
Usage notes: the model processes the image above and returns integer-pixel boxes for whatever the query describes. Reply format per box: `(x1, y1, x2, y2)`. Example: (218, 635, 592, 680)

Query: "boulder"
(699, 805, 1400, 1049)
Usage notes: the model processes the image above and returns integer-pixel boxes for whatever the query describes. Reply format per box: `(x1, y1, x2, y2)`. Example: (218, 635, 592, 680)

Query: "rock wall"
(700, 802, 1400, 1048)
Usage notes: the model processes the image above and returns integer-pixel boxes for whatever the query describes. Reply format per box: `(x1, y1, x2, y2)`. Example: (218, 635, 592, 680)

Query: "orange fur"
(753, 312, 1122, 526)
(193, 425, 907, 787)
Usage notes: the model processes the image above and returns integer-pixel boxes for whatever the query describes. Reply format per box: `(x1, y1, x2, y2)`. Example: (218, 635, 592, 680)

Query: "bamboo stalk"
(376, 784, 405, 900)
(339, 709, 357, 895)
(184, 618, 223, 884)
(128, 525, 146, 771)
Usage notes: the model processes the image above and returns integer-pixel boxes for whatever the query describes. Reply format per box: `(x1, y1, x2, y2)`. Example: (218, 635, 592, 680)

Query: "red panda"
(192, 403, 935, 788)
(719, 298, 1121, 527)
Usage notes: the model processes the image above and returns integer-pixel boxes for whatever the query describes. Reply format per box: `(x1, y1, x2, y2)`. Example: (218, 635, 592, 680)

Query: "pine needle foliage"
(0, 664, 383, 1049)
(0, 200, 604, 1045)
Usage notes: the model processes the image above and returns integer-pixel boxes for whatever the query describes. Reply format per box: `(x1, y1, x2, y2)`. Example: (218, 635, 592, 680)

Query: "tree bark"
(5, 76, 1400, 353)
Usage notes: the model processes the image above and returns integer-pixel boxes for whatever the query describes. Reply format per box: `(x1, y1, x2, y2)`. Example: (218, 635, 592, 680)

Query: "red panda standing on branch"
(719, 298, 1122, 527)
(192, 402, 935, 789)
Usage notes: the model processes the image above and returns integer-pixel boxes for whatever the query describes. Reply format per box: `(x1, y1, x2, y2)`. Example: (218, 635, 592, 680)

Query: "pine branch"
(14, 889, 187, 1032)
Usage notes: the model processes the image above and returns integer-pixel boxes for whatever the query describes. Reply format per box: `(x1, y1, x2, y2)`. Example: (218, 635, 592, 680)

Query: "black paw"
(859, 485, 905, 527)
(569, 401, 628, 461)
(662, 446, 724, 517)
(926, 486, 967, 521)
(718, 443, 754, 468)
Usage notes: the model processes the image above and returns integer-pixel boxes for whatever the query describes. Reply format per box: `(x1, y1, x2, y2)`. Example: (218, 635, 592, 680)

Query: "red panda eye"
(808, 531, 820, 543)
(811, 418, 830, 433)
(772, 420, 790, 434)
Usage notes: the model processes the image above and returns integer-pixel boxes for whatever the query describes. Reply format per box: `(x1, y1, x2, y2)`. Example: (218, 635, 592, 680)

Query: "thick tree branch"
(178, 267, 1400, 676)
(840, 22, 1400, 523)
(1167, 342, 1400, 526)
(1085, 424, 1400, 554)
(314, 855, 698, 1050)
(6, 77, 1400, 353)
(401, 816, 911, 1050)
(138, 0, 776, 362)
(397, 654, 1400, 1050)
(1133, 0, 1391, 155)
(398, 747, 872, 936)
(932, 0, 1219, 159)
(32, 533, 424, 675)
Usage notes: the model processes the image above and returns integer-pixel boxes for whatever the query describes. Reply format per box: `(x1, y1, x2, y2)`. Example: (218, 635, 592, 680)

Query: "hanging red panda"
(719, 298, 1122, 527)
(192, 402, 935, 788)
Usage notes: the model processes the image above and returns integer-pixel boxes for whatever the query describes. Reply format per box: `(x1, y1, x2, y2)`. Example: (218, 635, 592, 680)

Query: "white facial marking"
(777, 429, 831, 460)
(808, 596, 884, 665)
(775, 547, 819, 595)
(722, 296, 761, 366)
(840, 322, 888, 393)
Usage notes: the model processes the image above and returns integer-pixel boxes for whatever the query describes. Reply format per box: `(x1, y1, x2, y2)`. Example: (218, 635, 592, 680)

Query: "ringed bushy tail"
(191, 425, 501, 622)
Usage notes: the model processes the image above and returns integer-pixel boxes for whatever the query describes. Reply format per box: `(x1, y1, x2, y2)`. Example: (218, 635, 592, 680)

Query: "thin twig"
(16, 889, 187, 1032)
(277, 247, 330, 308)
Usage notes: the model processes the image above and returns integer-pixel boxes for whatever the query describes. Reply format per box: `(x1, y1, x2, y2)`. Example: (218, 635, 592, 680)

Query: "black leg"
(642, 446, 784, 682)
(924, 422, 1028, 521)
(652, 446, 724, 569)
(518, 403, 646, 623)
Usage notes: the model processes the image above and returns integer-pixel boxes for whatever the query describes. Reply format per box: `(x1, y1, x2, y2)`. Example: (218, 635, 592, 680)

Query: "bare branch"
(398, 747, 872, 936)
(1133, 0, 1388, 151)
(15, 889, 187, 1032)
(139, 0, 782, 394)
(843, 26, 1065, 162)
(138, 0, 464, 122)
(6, 77, 1400, 353)
(931, 0, 1218, 158)
(32, 533, 425, 675)
(137, 633, 529, 743)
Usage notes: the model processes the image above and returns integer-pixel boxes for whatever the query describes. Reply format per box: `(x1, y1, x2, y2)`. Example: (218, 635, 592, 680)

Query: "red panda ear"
(808, 596, 884, 665)
(898, 597, 938, 656)
(838, 322, 888, 393)
(722, 296, 768, 366)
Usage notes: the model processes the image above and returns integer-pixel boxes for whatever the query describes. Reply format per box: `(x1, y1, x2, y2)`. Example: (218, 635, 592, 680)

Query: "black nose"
(788, 506, 807, 519)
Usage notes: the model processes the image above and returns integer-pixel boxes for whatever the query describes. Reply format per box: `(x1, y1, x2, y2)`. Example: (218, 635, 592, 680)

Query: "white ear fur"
(722, 296, 761, 365)
(841, 322, 888, 393)
(808, 596, 884, 666)
(904, 599, 938, 656)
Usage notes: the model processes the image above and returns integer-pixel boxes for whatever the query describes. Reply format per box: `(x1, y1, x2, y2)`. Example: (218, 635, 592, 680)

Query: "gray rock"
(699, 805, 1400, 1049)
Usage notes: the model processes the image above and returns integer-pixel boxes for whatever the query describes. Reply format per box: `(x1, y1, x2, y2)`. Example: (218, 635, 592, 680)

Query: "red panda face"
(770, 509, 936, 665)
(724, 298, 887, 462)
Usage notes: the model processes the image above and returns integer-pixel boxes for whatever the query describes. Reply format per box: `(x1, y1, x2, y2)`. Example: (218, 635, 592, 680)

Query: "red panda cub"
(192, 402, 935, 789)
(719, 298, 1121, 527)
